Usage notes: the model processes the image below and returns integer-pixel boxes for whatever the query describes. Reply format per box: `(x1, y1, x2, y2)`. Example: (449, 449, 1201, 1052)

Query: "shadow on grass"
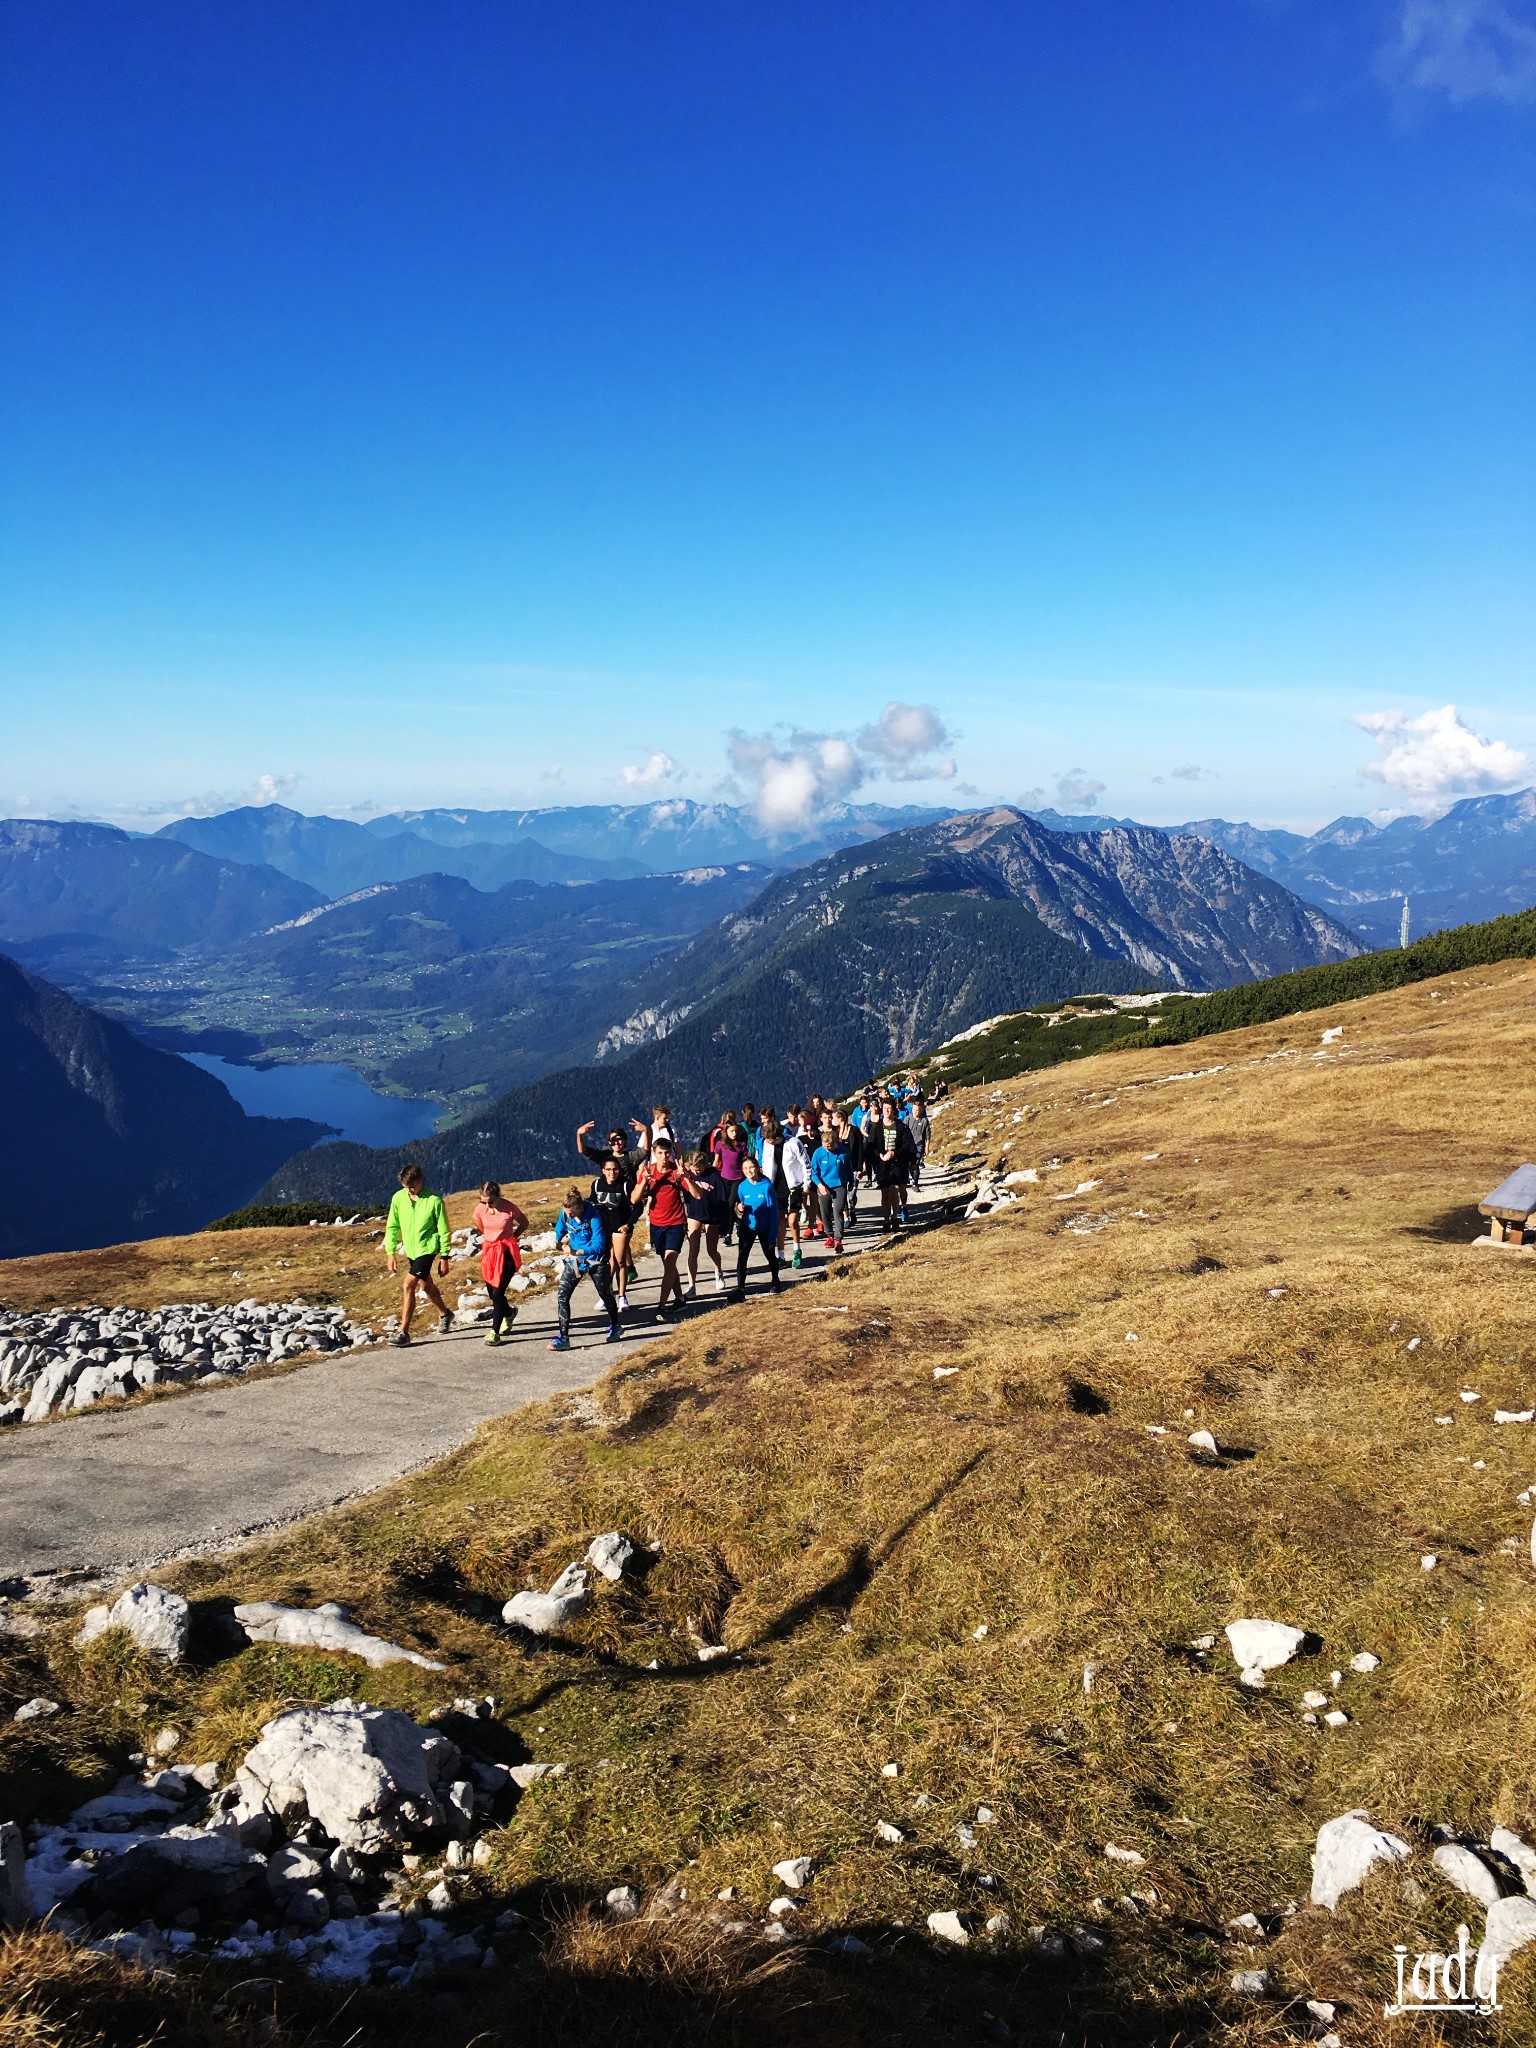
(1402, 1204, 1488, 1244)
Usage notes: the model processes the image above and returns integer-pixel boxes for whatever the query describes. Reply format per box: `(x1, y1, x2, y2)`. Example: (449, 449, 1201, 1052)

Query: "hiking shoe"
(484, 1331, 501, 1347)
(439, 1313, 454, 1335)
(605, 1325, 623, 1343)
(791, 1248, 802, 1268)
(713, 1272, 726, 1293)
(392, 1332, 411, 1348)
(618, 1293, 630, 1312)
(770, 1278, 782, 1292)
(833, 1240, 844, 1254)
(728, 1288, 746, 1303)
(548, 1335, 570, 1351)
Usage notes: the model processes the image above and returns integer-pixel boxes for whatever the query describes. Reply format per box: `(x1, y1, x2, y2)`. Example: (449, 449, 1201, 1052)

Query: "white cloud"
(539, 764, 564, 783)
(252, 772, 301, 805)
(727, 700, 957, 833)
(620, 750, 682, 789)
(1378, 0, 1536, 103)
(857, 701, 952, 766)
(728, 730, 865, 834)
(1353, 704, 1529, 797)
(1055, 770, 1107, 809)
(1169, 763, 1215, 783)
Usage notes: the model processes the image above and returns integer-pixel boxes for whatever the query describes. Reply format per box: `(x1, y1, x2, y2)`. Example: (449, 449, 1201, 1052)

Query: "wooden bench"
(1477, 1165, 1536, 1248)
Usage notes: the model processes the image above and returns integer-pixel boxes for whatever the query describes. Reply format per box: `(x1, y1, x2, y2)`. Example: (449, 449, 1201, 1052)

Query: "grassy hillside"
(8, 961, 1536, 2043)
(866, 902, 1536, 1098)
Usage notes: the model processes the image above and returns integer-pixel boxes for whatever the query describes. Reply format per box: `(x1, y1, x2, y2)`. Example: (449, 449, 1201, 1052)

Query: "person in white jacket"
(780, 1113, 814, 1269)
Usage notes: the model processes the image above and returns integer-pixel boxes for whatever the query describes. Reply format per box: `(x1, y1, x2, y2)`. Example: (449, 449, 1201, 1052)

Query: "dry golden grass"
(9, 964, 1536, 2042)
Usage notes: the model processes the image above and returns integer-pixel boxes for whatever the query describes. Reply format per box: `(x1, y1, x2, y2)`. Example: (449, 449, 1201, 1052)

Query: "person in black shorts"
(577, 1119, 641, 1308)
(683, 1148, 728, 1296)
(588, 1155, 637, 1313)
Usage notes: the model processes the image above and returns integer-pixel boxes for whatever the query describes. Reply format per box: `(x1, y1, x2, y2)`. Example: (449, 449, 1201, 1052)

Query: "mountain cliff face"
(0, 955, 325, 1258)
(263, 806, 1358, 1203)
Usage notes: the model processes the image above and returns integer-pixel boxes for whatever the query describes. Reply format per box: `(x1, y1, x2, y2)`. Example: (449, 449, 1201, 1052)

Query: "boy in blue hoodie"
(550, 1182, 621, 1349)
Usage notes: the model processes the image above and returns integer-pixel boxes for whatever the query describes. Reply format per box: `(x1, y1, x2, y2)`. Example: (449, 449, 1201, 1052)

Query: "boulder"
(1432, 1843, 1506, 1909)
(85, 1826, 266, 1918)
(233, 1600, 446, 1671)
(1, 1820, 31, 1927)
(228, 1702, 460, 1854)
(76, 1583, 191, 1663)
(1310, 1810, 1412, 1909)
(586, 1533, 637, 1583)
(502, 1564, 590, 1636)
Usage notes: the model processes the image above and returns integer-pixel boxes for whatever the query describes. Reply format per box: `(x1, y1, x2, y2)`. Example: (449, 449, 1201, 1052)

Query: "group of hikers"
(382, 1081, 936, 1350)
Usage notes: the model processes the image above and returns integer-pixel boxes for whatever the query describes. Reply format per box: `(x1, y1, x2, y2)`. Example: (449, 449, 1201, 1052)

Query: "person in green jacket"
(384, 1163, 453, 1347)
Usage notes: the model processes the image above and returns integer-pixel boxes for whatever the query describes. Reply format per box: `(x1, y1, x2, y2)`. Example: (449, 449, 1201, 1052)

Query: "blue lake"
(186, 1055, 441, 1148)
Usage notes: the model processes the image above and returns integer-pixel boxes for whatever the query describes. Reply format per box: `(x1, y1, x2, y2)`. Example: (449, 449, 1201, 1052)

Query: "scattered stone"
(1497, 1410, 1536, 1425)
(1432, 1843, 1506, 1908)
(605, 1885, 640, 1920)
(767, 1896, 798, 1919)
(502, 1564, 590, 1636)
(1068, 1925, 1105, 1957)
(12, 1697, 60, 1723)
(772, 1857, 813, 1890)
(955, 1823, 978, 1850)
(927, 1909, 973, 1946)
(1230, 1968, 1272, 1997)
(425, 1881, 453, 1912)
(1225, 1912, 1264, 1940)
(1026, 1925, 1067, 1960)
(1322, 1710, 1349, 1729)
(507, 1762, 566, 1790)
(1187, 1430, 1219, 1456)
(875, 1821, 907, 1845)
(1421, 1555, 1439, 1570)
(826, 1932, 871, 1956)
(1310, 1810, 1412, 1910)
(985, 1913, 1012, 1935)
(152, 1728, 182, 1756)
(1301, 1690, 1329, 1710)
(472, 1839, 493, 1869)
(76, 1583, 190, 1663)
(1349, 1652, 1380, 1674)
(1103, 1843, 1146, 1866)
(880, 1761, 900, 1778)
(585, 1532, 637, 1582)
(233, 1601, 445, 1671)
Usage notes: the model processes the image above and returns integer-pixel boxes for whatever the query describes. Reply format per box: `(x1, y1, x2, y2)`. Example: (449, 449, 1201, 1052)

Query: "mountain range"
(262, 808, 1359, 1202)
(0, 953, 324, 1259)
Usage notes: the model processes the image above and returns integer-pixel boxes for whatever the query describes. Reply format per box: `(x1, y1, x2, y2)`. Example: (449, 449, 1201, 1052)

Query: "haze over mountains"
(266, 807, 1359, 1202)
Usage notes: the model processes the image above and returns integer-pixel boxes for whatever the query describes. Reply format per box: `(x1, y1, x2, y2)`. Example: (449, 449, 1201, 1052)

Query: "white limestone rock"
(772, 1856, 813, 1890)
(585, 1533, 637, 1582)
(502, 1564, 590, 1636)
(507, 1761, 567, 1790)
(606, 1885, 640, 1920)
(1225, 1619, 1305, 1685)
(927, 1909, 973, 1946)
(233, 1600, 445, 1671)
(228, 1702, 460, 1853)
(76, 1583, 191, 1663)
(1480, 1894, 1536, 1975)
(12, 1698, 60, 1723)
(1310, 1810, 1412, 1909)
(1432, 1842, 1505, 1908)
(1490, 1826, 1536, 1895)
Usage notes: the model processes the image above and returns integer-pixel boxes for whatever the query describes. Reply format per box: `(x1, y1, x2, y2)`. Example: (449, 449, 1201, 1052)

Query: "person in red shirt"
(633, 1138, 702, 1321)
(473, 1180, 530, 1345)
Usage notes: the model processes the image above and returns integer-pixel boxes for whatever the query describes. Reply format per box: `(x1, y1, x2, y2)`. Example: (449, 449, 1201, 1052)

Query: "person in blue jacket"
(730, 1154, 782, 1299)
(550, 1182, 620, 1350)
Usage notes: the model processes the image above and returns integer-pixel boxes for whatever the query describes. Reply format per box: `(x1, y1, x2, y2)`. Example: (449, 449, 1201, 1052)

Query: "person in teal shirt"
(730, 1155, 781, 1299)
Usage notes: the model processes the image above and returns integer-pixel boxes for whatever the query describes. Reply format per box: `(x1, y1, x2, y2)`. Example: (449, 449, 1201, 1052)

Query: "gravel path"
(0, 1178, 947, 1582)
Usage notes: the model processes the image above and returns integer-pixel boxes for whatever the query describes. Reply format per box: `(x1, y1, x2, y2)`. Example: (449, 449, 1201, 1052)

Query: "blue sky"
(2, 0, 1533, 832)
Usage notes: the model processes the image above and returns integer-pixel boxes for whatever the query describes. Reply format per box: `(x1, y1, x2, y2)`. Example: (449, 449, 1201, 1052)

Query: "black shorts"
(787, 1185, 810, 1214)
(650, 1222, 685, 1255)
(407, 1254, 438, 1281)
